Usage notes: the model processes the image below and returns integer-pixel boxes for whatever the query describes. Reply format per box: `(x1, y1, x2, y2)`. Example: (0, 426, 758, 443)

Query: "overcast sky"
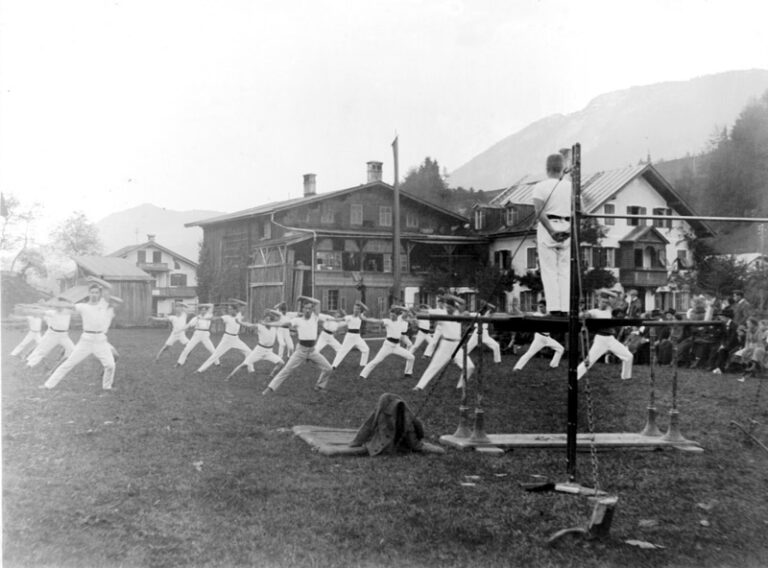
(1, 0, 767, 238)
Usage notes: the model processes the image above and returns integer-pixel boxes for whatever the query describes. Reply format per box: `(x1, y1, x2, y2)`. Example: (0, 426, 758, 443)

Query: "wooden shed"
(59, 256, 153, 327)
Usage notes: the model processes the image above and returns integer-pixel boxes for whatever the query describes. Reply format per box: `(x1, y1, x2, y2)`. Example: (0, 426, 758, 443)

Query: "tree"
(15, 248, 48, 281)
(51, 211, 103, 256)
(400, 157, 449, 204)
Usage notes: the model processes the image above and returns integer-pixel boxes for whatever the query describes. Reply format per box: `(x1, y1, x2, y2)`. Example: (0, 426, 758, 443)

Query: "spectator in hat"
(532, 153, 573, 316)
(413, 295, 474, 391)
(262, 296, 334, 394)
(331, 301, 371, 369)
(577, 289, 634, 380)
(731, 290, 752, 329)
(359, 305, 416, 379)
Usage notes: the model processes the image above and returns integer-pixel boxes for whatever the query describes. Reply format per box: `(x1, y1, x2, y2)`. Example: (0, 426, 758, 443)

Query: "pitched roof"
(73, 256, 153, 281)
(489, 164, 714, 237)
(618, 225, 670, 245)
(109, 240, 198, 267)
(185, 181, 468, 228)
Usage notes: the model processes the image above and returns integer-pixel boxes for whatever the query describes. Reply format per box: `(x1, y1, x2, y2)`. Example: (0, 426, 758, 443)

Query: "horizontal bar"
(584, 213, 768, 223)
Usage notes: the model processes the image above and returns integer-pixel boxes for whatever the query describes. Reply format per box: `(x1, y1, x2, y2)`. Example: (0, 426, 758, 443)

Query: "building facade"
(187, 163, 486, 319)
(110, 235, 199, 315)
(476, 164, 714, 312)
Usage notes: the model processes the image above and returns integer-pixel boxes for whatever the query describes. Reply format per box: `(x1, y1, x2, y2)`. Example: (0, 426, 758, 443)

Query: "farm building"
(58, 256, 153, 326)
(186, 162, 487, 319)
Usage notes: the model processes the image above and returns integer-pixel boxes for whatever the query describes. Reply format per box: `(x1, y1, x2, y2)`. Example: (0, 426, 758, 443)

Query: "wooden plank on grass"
(439, 432, 703, 451)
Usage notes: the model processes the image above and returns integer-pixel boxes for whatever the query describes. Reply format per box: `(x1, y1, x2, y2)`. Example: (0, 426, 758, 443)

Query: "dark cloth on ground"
(350, 393, 440, 456)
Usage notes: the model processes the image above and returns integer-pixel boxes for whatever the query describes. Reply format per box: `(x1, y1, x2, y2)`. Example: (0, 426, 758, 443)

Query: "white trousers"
(267, 344, 333, 391)
(414, 339, 474, 390)
(423, 330, 442, 358)
(466, 331, 502, 363)
(44, 333, 115, 390)
(177, 331, 218, 365)
(409, 329, 432, 355)
(577, 334, 634, 380)
(164, 330, 190, 347)
(360, 340, 415, 378)
(276, 328, 294, 358)
(315, 331, 342, 355)
(12, 331, 42, 357)
(513, 333, 564, 370)
(26, 330, 75, 368)
(198, 334, 252, 372)
(331, 332, 370, 368)
(241, 344, 283, 369)
(537, 221, 571, 313)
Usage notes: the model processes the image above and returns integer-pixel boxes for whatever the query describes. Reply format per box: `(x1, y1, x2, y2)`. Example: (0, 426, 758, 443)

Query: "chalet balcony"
(138, 262, 170, 272)
(618, 268, 668, 288)
(152, 286, 197, 298)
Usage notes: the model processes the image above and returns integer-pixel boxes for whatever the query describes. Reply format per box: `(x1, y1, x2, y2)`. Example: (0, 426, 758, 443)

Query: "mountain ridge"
(449, 69, 768, 190)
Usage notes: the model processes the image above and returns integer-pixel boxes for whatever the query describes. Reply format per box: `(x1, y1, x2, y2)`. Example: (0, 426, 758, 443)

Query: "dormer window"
(474, 209, 486, 230)
(505, 206, 518, 226)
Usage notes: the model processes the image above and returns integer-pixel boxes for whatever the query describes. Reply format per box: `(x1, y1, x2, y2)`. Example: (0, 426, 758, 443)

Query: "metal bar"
(584, 213, 768, 223)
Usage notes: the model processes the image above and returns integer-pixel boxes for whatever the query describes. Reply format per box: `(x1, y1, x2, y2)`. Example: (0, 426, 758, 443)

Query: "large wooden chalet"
(186, 163, 487, 319)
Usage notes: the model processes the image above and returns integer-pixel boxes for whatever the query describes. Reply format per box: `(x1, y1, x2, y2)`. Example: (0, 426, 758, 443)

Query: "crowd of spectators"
(614, 289, 766, 381)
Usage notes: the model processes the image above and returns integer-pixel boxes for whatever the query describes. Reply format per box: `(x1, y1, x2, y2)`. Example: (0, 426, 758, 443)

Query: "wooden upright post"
(392, 136, 401, 304)
(566, 143, 581, 480)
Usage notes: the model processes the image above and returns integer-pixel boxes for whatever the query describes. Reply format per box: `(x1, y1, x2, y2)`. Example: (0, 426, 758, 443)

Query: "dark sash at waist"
(83, 330, 104, 334)
(347, 329, 360, 334)
(51, 328, 68, 333)
(419, 328, 430, 334)
(258, 343, 275, 349)
(299, 339, 316, 347)
(322, 329, 334, 334)
(224, 331, 240, 336)
(386, 337, 399, 344)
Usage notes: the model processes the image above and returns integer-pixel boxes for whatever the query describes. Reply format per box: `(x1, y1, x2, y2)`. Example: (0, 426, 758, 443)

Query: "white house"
(475, 164, 714, 313)
(110, 235, 199, 315)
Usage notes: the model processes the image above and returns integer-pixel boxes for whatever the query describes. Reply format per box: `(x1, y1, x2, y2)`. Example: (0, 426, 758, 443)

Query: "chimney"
(303, 173, 316, 197)
(367, 161, 383, 183)
(147, 234, 156, 242)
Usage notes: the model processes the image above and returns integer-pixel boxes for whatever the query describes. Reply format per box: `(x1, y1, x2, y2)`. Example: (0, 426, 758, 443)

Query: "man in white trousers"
(315, 312, 343, 356)
(512, 299, 564, 371)
(226, 310, 284, 380)
(10, 310, 43, 359)
(273, 302, 296, 359)
(196, 300, 253, 373)
(409, 304, 433, 356)
(262, 296, 334, 395)
(151, 302, 191, 362)
(359, 306, 416, 379)
(331, 301, 370, 369)
(532, 152, 573, 316)
(577, 290, 634, 380)
(176, 304, 219, 367)
(422, 296, 447, 358)
(413, 295, 474, 391)
(465, 301, 502, 364)
(25, 299, 75, 369)
(42, 283, 118, 390)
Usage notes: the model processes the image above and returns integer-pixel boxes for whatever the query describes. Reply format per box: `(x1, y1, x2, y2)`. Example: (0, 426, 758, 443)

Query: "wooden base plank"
(440, 432, 703, 451)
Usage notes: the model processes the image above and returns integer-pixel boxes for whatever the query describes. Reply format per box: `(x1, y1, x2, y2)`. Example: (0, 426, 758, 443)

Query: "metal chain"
(579, 321, 600, 494)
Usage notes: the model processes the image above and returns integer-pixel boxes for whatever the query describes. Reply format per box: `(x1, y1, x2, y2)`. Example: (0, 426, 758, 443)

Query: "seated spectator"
(732, 317, 766, 381)
(710, 308, 739, 374)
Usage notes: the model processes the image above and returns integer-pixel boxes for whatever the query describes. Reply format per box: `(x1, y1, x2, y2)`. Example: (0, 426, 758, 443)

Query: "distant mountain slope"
(449, 69, 768, 190)
(96, 204, 224, 262)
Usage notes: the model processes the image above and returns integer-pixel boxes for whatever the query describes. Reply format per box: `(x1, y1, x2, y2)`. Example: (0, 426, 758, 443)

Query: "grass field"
(2, 326, 767, 568)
